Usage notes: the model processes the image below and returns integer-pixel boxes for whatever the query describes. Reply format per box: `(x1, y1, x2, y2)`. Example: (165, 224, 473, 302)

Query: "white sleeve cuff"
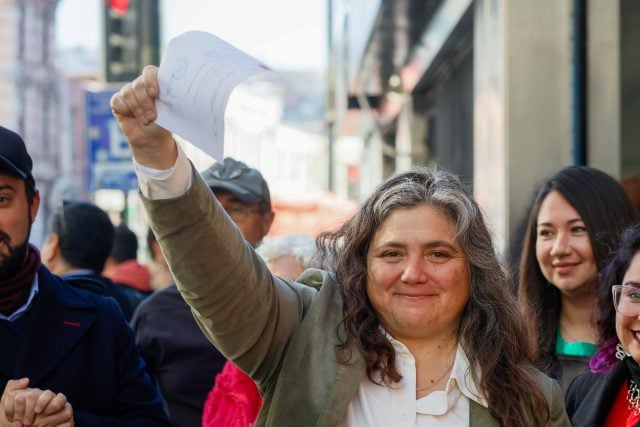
(134, 142, 193, 200)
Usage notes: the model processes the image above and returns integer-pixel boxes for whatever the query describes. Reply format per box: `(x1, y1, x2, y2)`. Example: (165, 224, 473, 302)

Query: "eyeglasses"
(612, 285, 640, 317)
(222, 202, 264, 222)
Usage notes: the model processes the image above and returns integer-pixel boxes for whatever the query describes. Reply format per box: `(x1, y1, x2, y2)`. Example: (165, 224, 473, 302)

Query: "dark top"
(556, 353, 591, 392)
(566, 360, 640, 427)
(64, 273, 146, 321)
(0, 266, 169, 426)
(131, 285, 227, 427)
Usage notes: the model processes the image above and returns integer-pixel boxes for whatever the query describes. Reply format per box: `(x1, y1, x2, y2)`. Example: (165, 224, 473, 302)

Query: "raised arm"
(112, 68, 318, 387)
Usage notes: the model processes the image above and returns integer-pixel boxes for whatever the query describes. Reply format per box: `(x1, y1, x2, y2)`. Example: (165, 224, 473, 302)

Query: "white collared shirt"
(339, 338, 487, 427)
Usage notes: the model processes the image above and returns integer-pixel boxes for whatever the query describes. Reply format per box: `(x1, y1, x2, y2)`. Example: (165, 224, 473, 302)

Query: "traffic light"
(103, 0, 160, 83)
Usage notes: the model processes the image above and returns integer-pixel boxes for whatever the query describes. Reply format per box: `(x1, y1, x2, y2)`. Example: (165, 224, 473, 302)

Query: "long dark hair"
(591, 224, 640, 371)
(318, 168, 549, 426)
(518, 166, 637, 377)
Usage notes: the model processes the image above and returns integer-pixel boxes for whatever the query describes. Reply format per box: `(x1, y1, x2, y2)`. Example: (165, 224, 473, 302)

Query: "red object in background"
(268, 192, 357, 237)
(109, 0, 129, 14)
(347, 164, 360, 183)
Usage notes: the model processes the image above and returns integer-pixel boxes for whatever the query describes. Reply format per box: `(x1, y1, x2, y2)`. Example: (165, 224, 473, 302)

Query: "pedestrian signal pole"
(103, 0, 160, 83)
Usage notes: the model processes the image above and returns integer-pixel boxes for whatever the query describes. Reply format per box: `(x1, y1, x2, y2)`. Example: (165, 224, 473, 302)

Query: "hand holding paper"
(155, 31, 271, 161)
(110, 65, 177, 170)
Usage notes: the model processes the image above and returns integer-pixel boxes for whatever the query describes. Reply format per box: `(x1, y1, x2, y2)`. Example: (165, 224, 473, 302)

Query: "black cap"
(0, 126, 35, 189)
(200, 158, 271, 208)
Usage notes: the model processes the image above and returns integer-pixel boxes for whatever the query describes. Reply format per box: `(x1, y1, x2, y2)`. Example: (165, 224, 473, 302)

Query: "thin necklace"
(559, 322, 575, 342)
(627, 379, 640, 415)
(416, 358, 455, 392)
(559, 320, 594, 343)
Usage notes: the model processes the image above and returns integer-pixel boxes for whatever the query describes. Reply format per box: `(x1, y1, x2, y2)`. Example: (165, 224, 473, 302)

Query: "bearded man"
(0, 125, 169, 426)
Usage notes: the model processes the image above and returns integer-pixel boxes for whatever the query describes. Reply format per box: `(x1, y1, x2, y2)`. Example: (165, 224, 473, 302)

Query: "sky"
(55, 0, 327, 71)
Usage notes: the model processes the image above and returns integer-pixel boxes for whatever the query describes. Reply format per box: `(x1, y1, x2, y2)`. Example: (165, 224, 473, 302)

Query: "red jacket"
(202, 361, 263, 427)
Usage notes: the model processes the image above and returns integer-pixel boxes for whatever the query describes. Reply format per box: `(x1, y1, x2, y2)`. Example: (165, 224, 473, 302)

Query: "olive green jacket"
(141, 167, 570, 427)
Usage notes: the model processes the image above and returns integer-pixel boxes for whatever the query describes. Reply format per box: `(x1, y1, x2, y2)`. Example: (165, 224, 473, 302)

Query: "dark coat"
(64, 272, 146, 321)
(131, 285, 227, 427)
(0, 266, 170, 426)
(565, 361, 640, 427)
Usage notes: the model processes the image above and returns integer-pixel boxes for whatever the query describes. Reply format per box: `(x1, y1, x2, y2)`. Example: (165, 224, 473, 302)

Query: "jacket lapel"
(14, 268, 96, 385)
(317, 344, 365, 426)
(570, 365, 625, 426)
(0, 323, 19, 379)
(469, 400, 499, 427)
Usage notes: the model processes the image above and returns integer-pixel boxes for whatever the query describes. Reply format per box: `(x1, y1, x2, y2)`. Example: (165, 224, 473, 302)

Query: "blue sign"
(85, 89, 138, 191)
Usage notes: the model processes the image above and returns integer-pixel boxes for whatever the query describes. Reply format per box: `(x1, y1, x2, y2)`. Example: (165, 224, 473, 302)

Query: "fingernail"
(148, 86, 157, 97)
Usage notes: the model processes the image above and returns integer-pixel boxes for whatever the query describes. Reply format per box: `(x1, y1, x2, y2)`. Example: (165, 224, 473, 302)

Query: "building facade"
(0, 0, 62, 245)
(328, 0, 640, 255)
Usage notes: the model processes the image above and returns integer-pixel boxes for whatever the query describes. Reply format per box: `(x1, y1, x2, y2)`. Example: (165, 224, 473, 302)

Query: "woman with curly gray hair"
(317, 169, 566, 426)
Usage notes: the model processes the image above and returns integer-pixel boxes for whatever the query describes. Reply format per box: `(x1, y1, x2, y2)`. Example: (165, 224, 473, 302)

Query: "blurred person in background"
(147, 227, 173, 291)
(104, 223, 152, 295)
(132, 158, 274, 426)
(202, 233, 317, 427)
(518, 166, 637, 391)
(0, 125, 168, 426)
(42, 201, 145, 321)
(258, 233, 317, 280)
(566, 223, 640, 425)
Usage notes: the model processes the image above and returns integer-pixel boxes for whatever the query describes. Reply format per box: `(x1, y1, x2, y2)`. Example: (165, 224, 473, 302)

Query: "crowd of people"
(0, 62, 640, 426)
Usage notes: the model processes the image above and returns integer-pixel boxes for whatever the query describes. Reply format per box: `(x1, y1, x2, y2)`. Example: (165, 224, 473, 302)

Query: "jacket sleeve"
(140, 165, 318, 386)
(548, 377, 571, 427)
(73, 299, 170, 426)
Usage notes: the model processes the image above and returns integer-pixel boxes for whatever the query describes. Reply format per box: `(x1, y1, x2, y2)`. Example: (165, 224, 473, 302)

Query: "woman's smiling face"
(535, 191, 597, 296)
(616, 251, 640, 364)
(366, 204, 470, 344)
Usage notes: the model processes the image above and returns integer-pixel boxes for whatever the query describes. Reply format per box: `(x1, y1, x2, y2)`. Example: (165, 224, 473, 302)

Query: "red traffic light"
(109, 0, 129, 15)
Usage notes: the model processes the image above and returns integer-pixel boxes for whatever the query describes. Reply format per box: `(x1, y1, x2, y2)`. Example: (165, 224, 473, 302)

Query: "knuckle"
(131, 78, 144, 92)
(109, 93, 120, 108)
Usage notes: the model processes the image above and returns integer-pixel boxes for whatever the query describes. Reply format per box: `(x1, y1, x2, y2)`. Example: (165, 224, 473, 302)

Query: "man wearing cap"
(199, 158, 274, 247)
(0, 125, 169, 426)
(131, 157, 274, 426)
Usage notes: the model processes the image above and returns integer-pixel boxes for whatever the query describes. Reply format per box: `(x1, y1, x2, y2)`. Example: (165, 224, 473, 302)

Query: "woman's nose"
(550, 232, 571, 257)
(401, 257, 428, 284)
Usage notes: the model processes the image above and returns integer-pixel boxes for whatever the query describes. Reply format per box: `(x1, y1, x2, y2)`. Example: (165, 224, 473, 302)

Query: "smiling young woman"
(518, 166, 638, 391)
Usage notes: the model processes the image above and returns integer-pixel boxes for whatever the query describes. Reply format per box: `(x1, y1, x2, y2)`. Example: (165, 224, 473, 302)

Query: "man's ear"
(262, 211, 275, 235)
(29, 189, 40, 224)
(41, 233, 60, 266)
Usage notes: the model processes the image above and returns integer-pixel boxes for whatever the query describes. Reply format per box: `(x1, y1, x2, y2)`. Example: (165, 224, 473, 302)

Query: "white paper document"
(155, 31, 270, 160)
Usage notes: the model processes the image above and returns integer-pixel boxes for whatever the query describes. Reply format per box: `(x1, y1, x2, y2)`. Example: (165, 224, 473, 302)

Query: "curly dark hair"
(318, 168, 549, 426)
(517, 166, 637, 377)
(591, 224, 640, 371)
